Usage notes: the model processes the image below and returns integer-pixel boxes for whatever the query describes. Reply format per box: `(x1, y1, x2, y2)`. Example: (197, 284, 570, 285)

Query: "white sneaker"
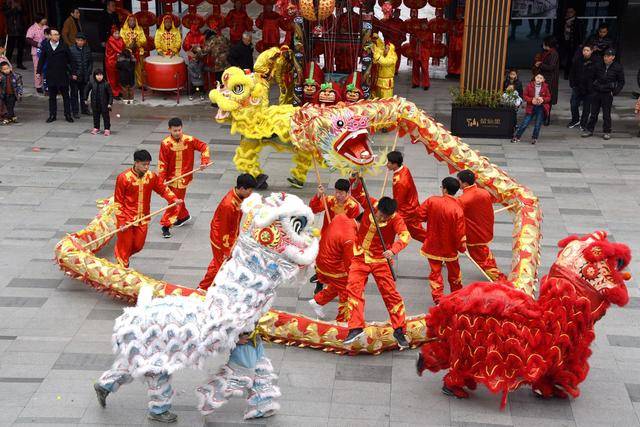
(308, 299, 325, 319)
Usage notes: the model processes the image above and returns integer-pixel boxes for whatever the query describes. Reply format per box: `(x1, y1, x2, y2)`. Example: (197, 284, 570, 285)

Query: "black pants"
(6, 35, 25, 66)
(70, 80, 88, 114)
(48, 85, 71, 117)
(586, 92, 613, 133)
(2, 95, 16, 118)
(93, 108, 111, 130)
(570, 89, 591, 127)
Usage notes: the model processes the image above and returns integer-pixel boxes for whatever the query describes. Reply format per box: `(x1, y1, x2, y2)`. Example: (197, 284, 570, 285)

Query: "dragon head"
(548, 231, 632, 319)
(240, 192, 319, 267)
(208, 67, 268, 122)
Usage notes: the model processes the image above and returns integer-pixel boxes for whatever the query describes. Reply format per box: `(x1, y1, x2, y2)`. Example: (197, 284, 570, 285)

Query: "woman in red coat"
(512, 73, 552, 145)
(105, 27, 126, 99)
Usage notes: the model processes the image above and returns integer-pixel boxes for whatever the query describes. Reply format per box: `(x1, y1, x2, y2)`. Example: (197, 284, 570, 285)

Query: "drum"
(144, 55, 187, 91)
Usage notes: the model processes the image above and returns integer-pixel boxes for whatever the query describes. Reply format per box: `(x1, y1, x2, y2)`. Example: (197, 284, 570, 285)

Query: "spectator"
(558, 7, 583, 80)
(99, 0, 121, 50)
(512, 73, 551, 145)
(183, 24, 206, 100)
(0, 61, 23, 124)
(503, 69, 523, 97)
(534, 36, 559, 125)
(567, 45, 596, 129)
(84, 69, 113, 136)
(204, 27, 230, 84)
(105, 28, 125, 100)
(25, 14, 48, 93)
(62, 8, 83, 47)
(585, 23, 614, 60)
(36, 28, 73, 123)
(116, 49, 135, 104)
(582, 49, 624, 140)
(38, 28, 52, 95)
(69, 32, 92, 118)
(2, 0, 26, 69)
(228, 32, 254, 71)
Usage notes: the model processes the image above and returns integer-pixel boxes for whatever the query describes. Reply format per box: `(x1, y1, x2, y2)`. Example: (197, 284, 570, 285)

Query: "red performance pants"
(314, 272, 349, 322)
(427, 257, 462, 303)
(115, 224, 148, 268)
(198, 244, 227, 290)
(404, 216, 427, 243)
(468, 244, 506, 281)
(412, 59, 430, 88)
(346, 257, 406, 331)
(160, 187, 189, 227)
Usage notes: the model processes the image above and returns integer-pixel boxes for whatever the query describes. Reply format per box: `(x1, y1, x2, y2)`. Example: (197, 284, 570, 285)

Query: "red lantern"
(135, 10, 157, 27)
(182, 13, 205, 28)
(427, 16, 448, 33)
(205, 0, 228, 4)
(400, 42, 414, 59)
(402, 0, 427, 9)
(256, 0, 276, 5)
(181, 0, 204, 4)
(427, 0, 451, 7)
(378, 0, 401, 7)
(430, 41, 447, 65)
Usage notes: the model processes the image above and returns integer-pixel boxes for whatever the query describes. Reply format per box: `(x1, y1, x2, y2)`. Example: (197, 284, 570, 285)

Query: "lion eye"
(336, 120, 344, 127)
(291, 216, 307, 234)
(232, 84, 244, 95)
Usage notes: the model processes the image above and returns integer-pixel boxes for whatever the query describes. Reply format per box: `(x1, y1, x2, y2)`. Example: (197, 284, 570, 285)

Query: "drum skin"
(144, 55, 187, 90)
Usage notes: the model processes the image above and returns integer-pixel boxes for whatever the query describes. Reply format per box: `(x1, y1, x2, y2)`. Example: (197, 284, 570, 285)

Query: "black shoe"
(416, 352, 425, 376)
(94, 383, 110, 408)
(343, 328, 365, 345)
(309, 274, 318, 283)
(147, 411, 178, 423)
(423, 86, 430, 91)
(567, 121, 580, 128)
(441, 386, 456, 397)
(287, 177, 304, 189)
(73, 113, 80, 119)
(411, 84, 418, 88)
(17, 64, 26, 70)
(314, 282, 324, 295)
(46, 116, 56, 123)
(162, 226, 171, 238)
(393, 327, 410, 350)
(581, 131, 593, 138)
(36, 88, 43, 94)
(174, 215, 191, 227)
(82, 109, 91, 115)
(65, 115, 74, 123)
(256, 174, 269, 190)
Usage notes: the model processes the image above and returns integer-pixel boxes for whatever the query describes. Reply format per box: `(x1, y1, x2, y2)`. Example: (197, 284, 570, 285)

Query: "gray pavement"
(0, 63, 639, 427)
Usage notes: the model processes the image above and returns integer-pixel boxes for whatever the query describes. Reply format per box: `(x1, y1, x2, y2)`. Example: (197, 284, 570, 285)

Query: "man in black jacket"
(36, 28, 73, 123)
(568, 45, 597, 129)
(581, 49, 625, 140)
(228, 32, 254, 71)
(69, 33, 93, 118)
(99, 0, 121, 50)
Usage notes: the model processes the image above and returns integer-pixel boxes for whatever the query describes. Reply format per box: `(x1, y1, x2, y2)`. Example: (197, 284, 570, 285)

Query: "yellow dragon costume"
(121, 14, 147, 87)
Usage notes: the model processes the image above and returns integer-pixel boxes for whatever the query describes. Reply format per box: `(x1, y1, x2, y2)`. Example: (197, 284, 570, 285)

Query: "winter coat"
(36, 41, 72, 86)
(62, 16, 82, 46)
(204, 34, 230, 72)
(69, 45, 93, 82)
(228, 41, 254, 71)
(536, 49, 559, 105)
(503, 77, 523, 97)
(523, 81, 551, 117)
(591, 61, 625, 95)
(116, 55, 136, 87)
(84, 79, 113, 111)
(569, 54, 597, 95)
(0, 72, 24, 97)
(2, 3, 25, 37)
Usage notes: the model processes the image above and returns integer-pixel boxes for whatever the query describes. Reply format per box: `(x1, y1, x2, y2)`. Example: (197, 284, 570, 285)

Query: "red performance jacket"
(316, 214, 357, 280)
(458, 184, 495, 246)
(309, 194, 360, 231)
(158, 134, 210, 189)
(210, 188, 243, 256)
(392, 166, 421, 220)
(417, 194, 466, 261)
(114, 169, 177, 226)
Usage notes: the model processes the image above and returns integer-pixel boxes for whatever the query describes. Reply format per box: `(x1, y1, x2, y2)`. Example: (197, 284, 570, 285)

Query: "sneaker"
(416, 353, 425, 376)
(9, 116, 18, 123)
(36, 88, 43, 94)
(189, 95, 194, 101)
(314, 282, 324, 295)
(65, 115, 74, 123)
(0, 119, 9, 125)
(90, 128, 99, 135)
(343, 328, 365, 345)
(162, 226, 171, 238)
(46, 116, 56, 123)
(147, 411, 178, 423)
(287, 177, 304, 189)
(531, 138, 537, 145)
(93, 383, 110, 408)
(309, 274, 318, 283)
(603, 133, 611, 140)
(393, 327, 410, 350)
(104, 130, 111, 136)
(567, 120, 580, 128)
(174, 215, 191, 227)
(581, 131, 593, 138)
(511, 137, 520, 143)
(308, 298, 325, 318)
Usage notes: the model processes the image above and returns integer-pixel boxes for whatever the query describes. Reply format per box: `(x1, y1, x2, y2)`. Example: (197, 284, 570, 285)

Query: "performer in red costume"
(223, 0, 253, 45)
(105, 26, 125, 98)
(342, 71, 364, 103)
(303, 61, 323, 104)
(457, 170, 506, 281)
(198, 174, 257, 290)
(416, 177, 466, 304)
(308, 214, 358, 322)
(386, 151, 426, 242)
(343, 174, 411, 349)
(405, 11, 431, 90)
(374, 8, 405, 73)
(256, 3, 282, 52)
(309, 178, 360, 231)
(114, 150, 181, 268)
(446, 7, 464, 78)
(315, 81, 342, 106)
(158, 117, 211, 238)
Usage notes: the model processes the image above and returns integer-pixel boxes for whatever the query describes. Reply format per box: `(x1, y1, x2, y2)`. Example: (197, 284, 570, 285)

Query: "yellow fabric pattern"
(373, 37, 397, 99)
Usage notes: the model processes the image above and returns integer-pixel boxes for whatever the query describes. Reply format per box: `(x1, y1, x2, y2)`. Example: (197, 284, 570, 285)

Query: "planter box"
(450, 106, 517, 139)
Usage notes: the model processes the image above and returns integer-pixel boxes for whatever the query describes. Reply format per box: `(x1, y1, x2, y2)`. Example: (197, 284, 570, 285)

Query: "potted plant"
(449, 87, 518, 139)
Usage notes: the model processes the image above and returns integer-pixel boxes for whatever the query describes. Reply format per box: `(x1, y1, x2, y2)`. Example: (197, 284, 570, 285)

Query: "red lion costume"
(417, 231, 631, 408)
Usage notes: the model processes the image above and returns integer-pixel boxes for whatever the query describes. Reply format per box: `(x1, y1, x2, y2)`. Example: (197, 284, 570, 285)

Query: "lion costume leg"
(233, 138, 265, 179)
(289, 149, 313, 186)
(244, 356, 281, 420)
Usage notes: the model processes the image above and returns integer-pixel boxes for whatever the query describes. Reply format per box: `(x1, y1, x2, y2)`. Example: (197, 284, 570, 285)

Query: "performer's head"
(163, 16, 173, 31)
(168, 117, 183, 140)
(376, 197, 397, 222)
(127, 15, 136, 28)
(133, 150, 152, 177)
(334, 179, 351, 204)
(456, 170, 475, 188)
(236, 173, 258, 198)
(386, 151, 403, 171)
(442, 177, 460, 196)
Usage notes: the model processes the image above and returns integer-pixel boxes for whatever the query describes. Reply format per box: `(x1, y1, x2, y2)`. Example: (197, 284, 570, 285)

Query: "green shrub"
(450, 87, 510, 108)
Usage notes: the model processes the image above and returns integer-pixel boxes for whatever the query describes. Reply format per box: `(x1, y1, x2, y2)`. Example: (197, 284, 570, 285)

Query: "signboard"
(450, 106, 517, 139)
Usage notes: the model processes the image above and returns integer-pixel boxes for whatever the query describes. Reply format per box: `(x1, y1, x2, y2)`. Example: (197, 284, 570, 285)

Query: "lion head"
(208, 67, 269, 122)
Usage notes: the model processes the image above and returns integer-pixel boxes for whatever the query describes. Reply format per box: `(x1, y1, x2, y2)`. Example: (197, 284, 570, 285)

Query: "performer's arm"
(193, 137, 211, 166)
(341, 239, 355, 272)
(389, 217, 410, 255)
(157, 142, 168, 183)
(348, 174, 373, 209)
(114, 174, 126, 209)
(456, 210, 467, 253)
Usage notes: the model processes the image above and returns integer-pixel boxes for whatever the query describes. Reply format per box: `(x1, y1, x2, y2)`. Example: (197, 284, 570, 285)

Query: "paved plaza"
(0, 64, 639, 427)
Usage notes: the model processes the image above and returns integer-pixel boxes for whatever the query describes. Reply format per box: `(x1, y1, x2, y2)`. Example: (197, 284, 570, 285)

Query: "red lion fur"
(417, 231, 632, 409)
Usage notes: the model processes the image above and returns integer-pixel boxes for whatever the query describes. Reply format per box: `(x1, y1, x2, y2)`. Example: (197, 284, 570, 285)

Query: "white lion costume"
(94, 192, 318, 421)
